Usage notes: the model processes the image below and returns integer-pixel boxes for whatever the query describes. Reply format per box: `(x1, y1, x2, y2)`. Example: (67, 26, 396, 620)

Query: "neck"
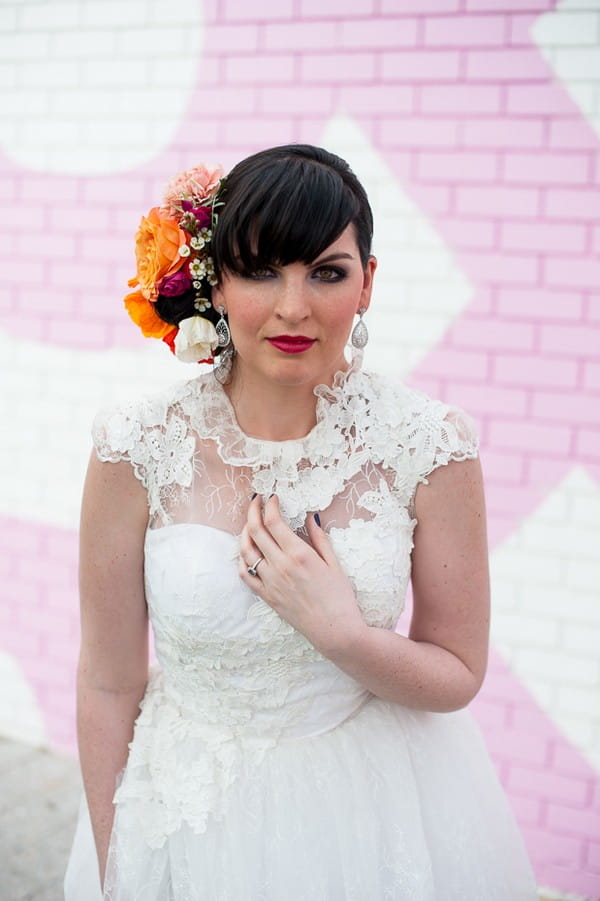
(224, 359, 349, 442)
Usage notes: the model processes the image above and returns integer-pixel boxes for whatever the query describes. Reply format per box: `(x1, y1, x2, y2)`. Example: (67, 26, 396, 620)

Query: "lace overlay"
(92, 356, 478, 533)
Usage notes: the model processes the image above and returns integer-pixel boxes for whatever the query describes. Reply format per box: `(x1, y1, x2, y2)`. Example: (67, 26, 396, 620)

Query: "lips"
(267, 336, 316, 354)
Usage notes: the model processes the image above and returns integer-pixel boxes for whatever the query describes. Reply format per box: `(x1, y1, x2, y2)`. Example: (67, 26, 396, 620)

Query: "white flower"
(174, 316, 217, 363)
(194, 297, 211, 313)
(190, 258, 206, 278)
(190, 236, 204, 250)
(178, 244, 191, 257)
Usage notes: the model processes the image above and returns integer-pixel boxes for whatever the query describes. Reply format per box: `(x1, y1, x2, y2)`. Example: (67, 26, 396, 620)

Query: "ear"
(211, 283, 225, 313)
(358, 255, 377, 314)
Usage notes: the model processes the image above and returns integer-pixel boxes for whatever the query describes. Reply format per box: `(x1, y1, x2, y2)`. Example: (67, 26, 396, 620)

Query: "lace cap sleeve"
(91, 382, 197, 525)
(91, 399, 150, 488)
(397, 392, 480, 513)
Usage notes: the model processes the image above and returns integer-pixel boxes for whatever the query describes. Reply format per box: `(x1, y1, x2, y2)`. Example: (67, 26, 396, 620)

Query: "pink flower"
(163, 164, 223, 217)
(159, 269, 192, 296)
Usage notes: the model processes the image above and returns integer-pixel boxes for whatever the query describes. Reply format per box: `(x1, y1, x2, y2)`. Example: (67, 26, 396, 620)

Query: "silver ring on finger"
(247, 556, 264, 577)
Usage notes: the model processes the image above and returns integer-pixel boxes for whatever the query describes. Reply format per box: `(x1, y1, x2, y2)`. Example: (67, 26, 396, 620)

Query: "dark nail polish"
(251, 492, 257, 500)
(314, 513, 321, 528)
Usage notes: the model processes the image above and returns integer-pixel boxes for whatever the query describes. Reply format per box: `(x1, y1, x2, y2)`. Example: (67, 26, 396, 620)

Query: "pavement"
(0, 736, 586, 901)
(0, 738, 81, 901)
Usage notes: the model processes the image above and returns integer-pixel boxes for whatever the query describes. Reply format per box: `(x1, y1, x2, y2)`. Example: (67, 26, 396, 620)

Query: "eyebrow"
(312, 252, 355, 264)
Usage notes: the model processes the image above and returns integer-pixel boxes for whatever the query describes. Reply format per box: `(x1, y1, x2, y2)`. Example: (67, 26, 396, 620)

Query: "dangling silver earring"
(351, 307, 368, 349)
(215, 306, 231, 347)
(213, 345, 234, 384)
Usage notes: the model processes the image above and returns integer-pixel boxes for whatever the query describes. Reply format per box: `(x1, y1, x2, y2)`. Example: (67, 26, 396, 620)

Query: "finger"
(259, 494, 303, 552)
(305, 512, 338, 566)
(246, 494, 289, 562)
(238, 521, 263, 569)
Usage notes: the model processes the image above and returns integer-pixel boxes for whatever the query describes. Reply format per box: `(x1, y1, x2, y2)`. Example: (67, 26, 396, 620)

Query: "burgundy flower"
(159, 269, 192, 297)
(181, 201, 212, 228)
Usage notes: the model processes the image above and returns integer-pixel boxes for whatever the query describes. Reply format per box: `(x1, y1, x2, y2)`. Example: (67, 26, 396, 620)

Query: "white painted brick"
(521, 521, 600, 558)
(115, 90, 176, 116)
(521, 584, 584, 619)
(564, 622, 600, 655)
(553, 713, 595, 754)
(0, 89, 49, 115)
(492, 547, 564, 584)
(566, 559, 600, 592)
(534, 11, 600, 45)
(148, 59, 200, 86)
(114, 27, 188, 56)
(406, 282, 470, 313)
(520, 677, 556, 709)
(557, 685, 600, 719)
(0, 5, 18, 30)
(52, 29, 117, 57)
(81, 0, 150, 28)
(490, 586, 519, 612)
(0, 64, 17, 88)
(82, 59, 150, 87)
(149, 0, 204, 25)
(572, 495, 600, 525)
(566, 0, 600, 7)
(51, 89, 116, 116)
(0, 32, 50, 60)
(553, 47, 600, 78)
(84, 119, 149, 145)
(491, 612, 559, 648)
(20, 60, 79, 88)
(20, 118, 82, 145)
(515, 649, 599, 685)
(18, 1, 80, 30)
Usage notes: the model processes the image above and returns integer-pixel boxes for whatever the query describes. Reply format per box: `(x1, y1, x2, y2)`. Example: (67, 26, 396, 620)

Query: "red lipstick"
(267, 336, 316, 354)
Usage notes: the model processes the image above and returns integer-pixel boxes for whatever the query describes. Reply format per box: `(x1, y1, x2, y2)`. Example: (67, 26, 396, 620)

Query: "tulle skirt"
(64, 697, 537, 900)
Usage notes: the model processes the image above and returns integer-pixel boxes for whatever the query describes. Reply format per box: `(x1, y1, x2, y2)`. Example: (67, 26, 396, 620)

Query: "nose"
(273, 273, 311, 323)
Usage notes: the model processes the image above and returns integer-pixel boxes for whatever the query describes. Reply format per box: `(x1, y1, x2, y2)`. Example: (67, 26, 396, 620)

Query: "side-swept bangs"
(211, 147, 373, 279)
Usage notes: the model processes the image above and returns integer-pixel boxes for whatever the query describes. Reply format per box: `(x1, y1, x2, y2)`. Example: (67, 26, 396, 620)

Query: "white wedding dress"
(64, 356, 538, 900)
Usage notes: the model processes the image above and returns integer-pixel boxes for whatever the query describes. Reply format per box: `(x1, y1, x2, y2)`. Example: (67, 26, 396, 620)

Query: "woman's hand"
(239, 494, 366, 656)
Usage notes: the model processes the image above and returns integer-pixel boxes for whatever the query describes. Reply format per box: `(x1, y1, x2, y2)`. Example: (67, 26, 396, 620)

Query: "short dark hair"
(154, 144, 373, 340)
(211, 144, 373, 277)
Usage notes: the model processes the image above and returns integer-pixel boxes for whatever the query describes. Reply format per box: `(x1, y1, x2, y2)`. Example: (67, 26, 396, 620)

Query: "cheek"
(320, 296, 358, 336)
(225, 292, 266, 338)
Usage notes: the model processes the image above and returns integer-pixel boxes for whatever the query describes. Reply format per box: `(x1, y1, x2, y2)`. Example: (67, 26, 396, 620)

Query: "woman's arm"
(77, 450, 149, 886)
(318, 457, 490, 711)
(240, 458, 490, 713)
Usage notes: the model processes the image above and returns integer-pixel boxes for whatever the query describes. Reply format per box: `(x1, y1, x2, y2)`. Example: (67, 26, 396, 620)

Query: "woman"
(65, 144, 537, 899)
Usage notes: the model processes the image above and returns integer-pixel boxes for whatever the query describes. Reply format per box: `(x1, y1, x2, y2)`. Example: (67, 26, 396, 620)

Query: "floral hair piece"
(124, 164, 225, 363)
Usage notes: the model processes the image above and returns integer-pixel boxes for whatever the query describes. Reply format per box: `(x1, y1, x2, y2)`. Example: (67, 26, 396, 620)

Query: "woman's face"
(212, 225, 376, 391)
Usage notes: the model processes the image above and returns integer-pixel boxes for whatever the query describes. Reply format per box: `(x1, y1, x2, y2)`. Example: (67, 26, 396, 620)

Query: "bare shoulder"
(414, 456, 486, 526)
(82, 449, 149, 532)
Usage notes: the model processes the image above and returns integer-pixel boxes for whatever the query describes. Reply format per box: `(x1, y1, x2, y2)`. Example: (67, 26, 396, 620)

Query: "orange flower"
(129, 207, 188, 302)
(124, 289, 173, 339)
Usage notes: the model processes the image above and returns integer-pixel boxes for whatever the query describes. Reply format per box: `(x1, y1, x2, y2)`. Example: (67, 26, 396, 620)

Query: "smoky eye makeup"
(311, 265, 348, 282)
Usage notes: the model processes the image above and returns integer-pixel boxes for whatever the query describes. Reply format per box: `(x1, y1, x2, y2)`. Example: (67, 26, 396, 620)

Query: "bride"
(65, 144, 537, 899)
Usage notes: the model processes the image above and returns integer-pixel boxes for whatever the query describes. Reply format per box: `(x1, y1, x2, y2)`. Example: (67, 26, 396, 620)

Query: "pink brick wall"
(0, 1, 599, 896)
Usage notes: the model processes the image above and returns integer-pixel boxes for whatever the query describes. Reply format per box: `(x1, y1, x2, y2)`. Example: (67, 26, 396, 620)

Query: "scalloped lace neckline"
(184, 351, 365, 468)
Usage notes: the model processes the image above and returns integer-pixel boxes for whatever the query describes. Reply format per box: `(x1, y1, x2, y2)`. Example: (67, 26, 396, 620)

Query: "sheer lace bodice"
(92, 359, 478, 849)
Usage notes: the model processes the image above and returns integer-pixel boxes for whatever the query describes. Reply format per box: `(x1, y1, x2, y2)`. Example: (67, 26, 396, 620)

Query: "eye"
(243, 267, 276, 280)
(313, 266, 346, 282)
